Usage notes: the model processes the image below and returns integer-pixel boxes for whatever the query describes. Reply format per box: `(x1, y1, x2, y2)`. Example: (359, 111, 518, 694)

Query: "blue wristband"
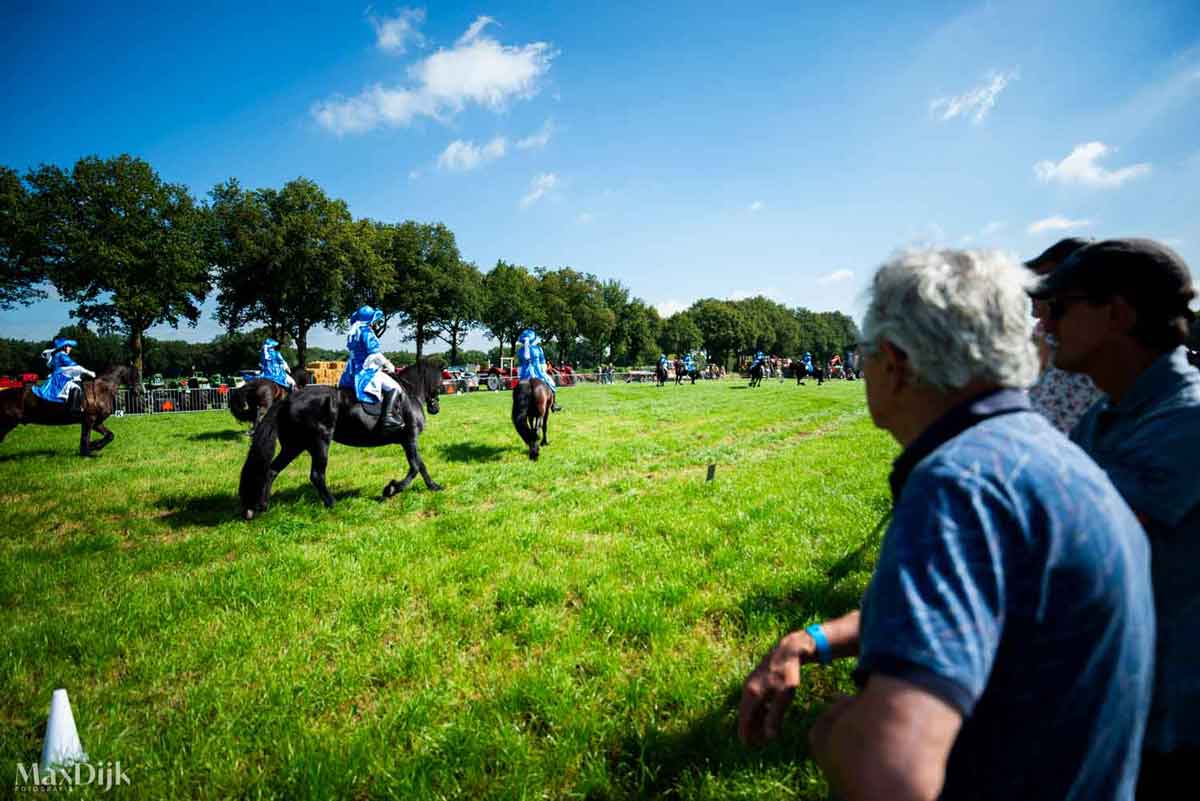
(805, 624, 833, 665)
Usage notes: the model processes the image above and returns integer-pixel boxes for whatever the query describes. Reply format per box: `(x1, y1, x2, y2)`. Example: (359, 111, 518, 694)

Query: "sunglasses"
(1046, 294, 1095, 321)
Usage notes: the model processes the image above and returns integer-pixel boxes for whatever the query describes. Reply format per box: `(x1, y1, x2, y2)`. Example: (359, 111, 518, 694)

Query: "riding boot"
(551, 393, 562, 413)
(379, 388, 404, 434)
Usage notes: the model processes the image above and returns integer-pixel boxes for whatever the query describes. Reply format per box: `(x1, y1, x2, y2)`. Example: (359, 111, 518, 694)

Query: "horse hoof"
(382, 482, 397, 499)
(243, 509, 255, 521)
(428, 483, 444, 492)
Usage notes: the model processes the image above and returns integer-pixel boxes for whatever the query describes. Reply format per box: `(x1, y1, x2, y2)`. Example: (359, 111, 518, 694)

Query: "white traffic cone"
(40, 688, 87, 771)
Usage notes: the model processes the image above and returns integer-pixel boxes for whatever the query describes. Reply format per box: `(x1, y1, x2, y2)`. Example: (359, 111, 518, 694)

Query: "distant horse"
(794, 361, 809, 386)
(238, 361, 443, 519)
(748, 361, 765, 388)
(512, 378, 554, 460)
(655, 362, 669, 387)
(673, 359, 685, 386)
(0, 365, 139, 457)
(229, 371, 311, 435)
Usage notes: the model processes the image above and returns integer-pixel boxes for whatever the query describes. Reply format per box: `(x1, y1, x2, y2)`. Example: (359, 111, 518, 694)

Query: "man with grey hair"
(739, 249, 1154, 801)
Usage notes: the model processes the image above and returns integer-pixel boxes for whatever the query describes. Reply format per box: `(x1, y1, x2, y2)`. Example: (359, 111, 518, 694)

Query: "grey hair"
(861, 249, 1039, 391)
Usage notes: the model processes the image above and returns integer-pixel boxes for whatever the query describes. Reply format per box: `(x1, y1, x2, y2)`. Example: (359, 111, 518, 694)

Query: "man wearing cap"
(1025, 237, 1104, 434)
(740, 249, 1154, 801)
(1033, 238, 1200, 798)
(32, 337, 95, 412)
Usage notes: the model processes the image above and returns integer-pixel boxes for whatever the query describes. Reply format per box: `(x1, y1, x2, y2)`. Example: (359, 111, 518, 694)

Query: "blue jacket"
(33, 351, 82, 403)
(517, 334, 555, 391)
(339, 322, 385, 403)
(259, 343, 292, 388)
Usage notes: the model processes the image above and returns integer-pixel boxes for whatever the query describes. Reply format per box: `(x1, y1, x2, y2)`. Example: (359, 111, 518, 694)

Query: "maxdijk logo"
(14, 761, 130, 793)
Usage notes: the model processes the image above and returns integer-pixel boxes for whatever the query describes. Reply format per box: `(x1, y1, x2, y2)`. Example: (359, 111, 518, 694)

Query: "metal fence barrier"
(115, 388, 231, 416)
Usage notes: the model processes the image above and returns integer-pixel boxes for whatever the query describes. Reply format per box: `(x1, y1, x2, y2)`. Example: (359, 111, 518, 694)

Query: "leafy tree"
(480, 260, 541, 361)
(536, 268, 610, 364)
(208, 177, 382, 367)
(689, 298, 751, 367)
(431, 259, 483, 365)
(372, 221, 462, 361)
(0, 166, 46, 309)
(26, 155, 210, 372)
(658, 311, 703, 357)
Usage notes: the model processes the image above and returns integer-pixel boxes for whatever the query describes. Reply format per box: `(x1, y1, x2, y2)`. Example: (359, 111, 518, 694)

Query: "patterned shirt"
(857, 389, 1155, 801)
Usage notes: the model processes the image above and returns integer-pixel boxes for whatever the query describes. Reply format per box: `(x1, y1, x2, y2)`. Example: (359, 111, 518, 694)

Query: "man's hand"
(738, 629, 818, 746)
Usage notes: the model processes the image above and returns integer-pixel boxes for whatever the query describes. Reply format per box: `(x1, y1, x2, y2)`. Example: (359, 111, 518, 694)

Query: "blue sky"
(2, 0, 1198, 352)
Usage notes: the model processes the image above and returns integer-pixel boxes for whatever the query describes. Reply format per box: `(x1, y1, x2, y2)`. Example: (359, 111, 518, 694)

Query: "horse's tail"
(239, 400, 282, 519)
(511, 382, 538, 459)
(229, 384, 255, 423)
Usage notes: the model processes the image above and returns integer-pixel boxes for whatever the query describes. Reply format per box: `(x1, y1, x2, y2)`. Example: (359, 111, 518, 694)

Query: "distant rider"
(259, 338, 296, 390)
(517, 328, 561, 411)
(32, 337, 94, 412)
(802, 351, 815, 377)
(339, 306, 404, 433)
(750, 351, 767, 373)
(683, 353, 696, 374)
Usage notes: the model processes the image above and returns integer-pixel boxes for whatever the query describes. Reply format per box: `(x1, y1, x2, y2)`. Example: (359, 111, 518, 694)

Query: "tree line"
(1, 154, 861, 375)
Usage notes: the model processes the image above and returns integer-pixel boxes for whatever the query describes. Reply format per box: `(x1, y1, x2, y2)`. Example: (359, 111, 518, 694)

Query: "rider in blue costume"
(750, 350, 767, 372)
(802, 351, 814, 376)
(258, 338, 296, 390)
(33, 338, 95, 412)
(517, 328, 561, 411)
(338, 306, 404, 433)
(683, 353, 696, 373)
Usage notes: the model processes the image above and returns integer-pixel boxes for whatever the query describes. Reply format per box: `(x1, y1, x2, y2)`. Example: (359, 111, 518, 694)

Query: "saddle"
(30, 389, 84, 422)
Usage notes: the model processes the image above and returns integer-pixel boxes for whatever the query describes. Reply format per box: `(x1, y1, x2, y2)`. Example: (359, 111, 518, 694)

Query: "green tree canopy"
(480, 260, 541, 361)
(688, 299, 751, 366)
(658, 311, 703, 357)
(207, 177, 383, 367)
(431, 259, 484, 365)
(26, 155, 210, 372)
(0, 166, 46, 309)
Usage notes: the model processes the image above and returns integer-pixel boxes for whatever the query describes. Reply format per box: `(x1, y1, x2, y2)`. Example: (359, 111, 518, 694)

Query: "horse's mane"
(95, 365, 139, 387)
(395, 360, 443, 399)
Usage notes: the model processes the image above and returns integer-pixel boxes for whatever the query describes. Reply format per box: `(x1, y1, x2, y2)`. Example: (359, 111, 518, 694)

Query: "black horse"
(512, 378, 554, 460)
(229, 371, 310, 435)
(0, 365, 138, 456)
(655, 361, 669, 387)
(238, 361, 443, 519)
(748, 361, 765, 388)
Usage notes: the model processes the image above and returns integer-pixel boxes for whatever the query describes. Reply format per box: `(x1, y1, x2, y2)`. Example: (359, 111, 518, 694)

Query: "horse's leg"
(79, 416, 96, 457)
(307, 434, 336, 508)
(541, 406, 550, 446)
(404, 433, 442, 491)
(89, 420, 115, 452)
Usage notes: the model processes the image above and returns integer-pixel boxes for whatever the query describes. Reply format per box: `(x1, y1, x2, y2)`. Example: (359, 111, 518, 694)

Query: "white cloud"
(748, 200, 764, 212)
(817, 269, 853, 285)
(1027, 215, 1093, 235)
(655, 300, 687, 318)
(576, 212, 594, 224)
(369, 8, 426, 53)
(437, 137, 507, 171)
(930, 69, 1017, 124)
(1033, 142, 1151, 189)
(314, 16, 556, 135)
(520, 172, 558, 207)
(981, 221, 1006, 235)
(516, 119, 554, 150)
(457, 15, 496, 45)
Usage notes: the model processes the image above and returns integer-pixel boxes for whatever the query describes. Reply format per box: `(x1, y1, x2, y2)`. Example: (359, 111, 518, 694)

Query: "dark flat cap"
(1029, 238, 1195, 317)
(1024, 237, 1092, 271)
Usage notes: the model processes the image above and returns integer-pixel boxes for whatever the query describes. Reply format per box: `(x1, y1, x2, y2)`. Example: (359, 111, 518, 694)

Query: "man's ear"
(1109, 295, 1138, 336)
(878, 340, 910, 392)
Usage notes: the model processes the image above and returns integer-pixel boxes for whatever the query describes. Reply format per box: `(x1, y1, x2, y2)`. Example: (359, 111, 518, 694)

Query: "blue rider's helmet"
(804, 351, 811, 359)
(352, 305, 377, 323)
(53, 337, 78, 350)
(264, 338, 279, 349)
(757, 351, 764, 360)
(519, 328, 539, 345)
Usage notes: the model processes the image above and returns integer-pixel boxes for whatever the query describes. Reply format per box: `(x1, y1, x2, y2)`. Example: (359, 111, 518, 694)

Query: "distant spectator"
(1025, 237, 1104, 433)
(739, 249, 1153, 801)
(1032, 238, 1200, 798)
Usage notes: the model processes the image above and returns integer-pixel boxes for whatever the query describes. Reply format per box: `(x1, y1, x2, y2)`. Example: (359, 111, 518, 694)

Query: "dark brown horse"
(228, 371, 310, 435)
(0, 365, 138, 456)
(512, 378, 554, 460)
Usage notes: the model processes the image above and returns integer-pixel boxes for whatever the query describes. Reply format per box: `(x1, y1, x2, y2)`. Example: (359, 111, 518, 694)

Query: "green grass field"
(0, 377, 898, 800)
